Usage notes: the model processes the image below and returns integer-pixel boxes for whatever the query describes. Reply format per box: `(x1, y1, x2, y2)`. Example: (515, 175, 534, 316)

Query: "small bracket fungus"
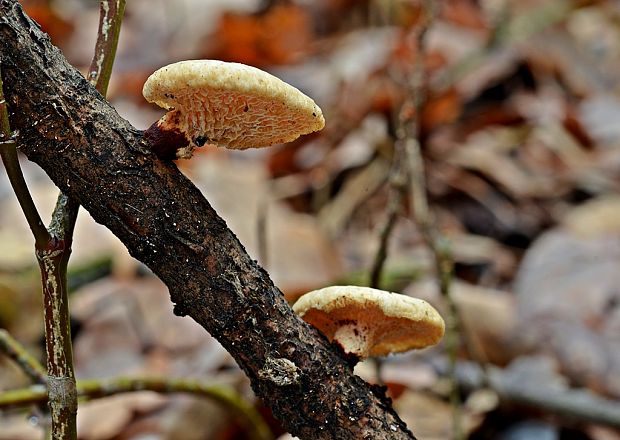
(292, 286, 445, 361)
(142, 59, 325, 159)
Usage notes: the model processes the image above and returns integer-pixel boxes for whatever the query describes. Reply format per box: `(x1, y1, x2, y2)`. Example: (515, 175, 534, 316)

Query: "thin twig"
(88, 0, 127, 94)
(49, 0, 127, 242)
(0, 377, 273, 440)
(368, 147, 407, 289)
(368, 155, 418, 383)
(37, 237, 77, 440)
(394, 2, 464, 439)
(38, 2, 127, 439)
(0, 329, 46, 384)
(0, 65, 50, 248)
(1, 54, 76, 440)
(405, 133, 461, 440)
(48, 0, 127, 237)
(256, 195, 269, 268)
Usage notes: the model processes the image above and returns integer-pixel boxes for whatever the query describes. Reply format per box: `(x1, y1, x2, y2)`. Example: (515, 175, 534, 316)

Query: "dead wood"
(0, 1, 418, 438)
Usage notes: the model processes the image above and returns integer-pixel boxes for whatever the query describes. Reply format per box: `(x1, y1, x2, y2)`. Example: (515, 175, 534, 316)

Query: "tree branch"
(0, 1, 416, 438)
(0, 64, 49, 247)
(87, 0, 126, 94)
(0, 329, 46, 384)
(0, 377, 272, 440)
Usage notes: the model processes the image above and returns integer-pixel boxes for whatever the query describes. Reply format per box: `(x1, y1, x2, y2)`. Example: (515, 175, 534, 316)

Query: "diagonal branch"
(0, 329, 46, 384)
(0, 1, 416, 438)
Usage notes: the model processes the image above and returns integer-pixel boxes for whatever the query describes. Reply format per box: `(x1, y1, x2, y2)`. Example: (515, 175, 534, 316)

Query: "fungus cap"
(142, 60, 325, 158)
(293, 285, 445, 358)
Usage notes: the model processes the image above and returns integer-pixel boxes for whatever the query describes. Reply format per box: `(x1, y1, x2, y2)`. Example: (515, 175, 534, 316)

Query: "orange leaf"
(211, 13, 264, 66)
(23, 3, 74, 45)
(441, 0, 487, 30)
(422, 88, 462, 132)
(208, 4, 314, 66)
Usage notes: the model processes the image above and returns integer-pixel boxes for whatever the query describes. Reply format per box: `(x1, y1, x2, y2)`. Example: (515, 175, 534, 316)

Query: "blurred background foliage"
(1, 0, 620, 439)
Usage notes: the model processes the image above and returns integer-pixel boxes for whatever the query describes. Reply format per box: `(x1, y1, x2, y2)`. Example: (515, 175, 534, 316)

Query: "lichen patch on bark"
(258, 357, 300, 386)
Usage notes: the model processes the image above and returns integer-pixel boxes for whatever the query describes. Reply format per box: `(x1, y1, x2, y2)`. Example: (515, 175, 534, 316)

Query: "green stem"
(0, 377, 273, 440)
(0, 384, 47, 406)
(38, 3, 127, 438)
(88, 0, 127, 94)
(0, 66, 50, 248)
(37, 238, 77, 440)
(368, 148, 407, 289)
(396, 2, 463, 438)
(0, 329, 47, 384)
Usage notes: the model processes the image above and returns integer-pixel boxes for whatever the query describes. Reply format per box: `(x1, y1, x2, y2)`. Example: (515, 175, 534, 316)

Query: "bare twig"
(37, 236, 77, 439)
(391, 2, 463, 439)
(1, 54, 77, 440)
(367, 165, 404, 386)
(48, 0, 127, 239)
(2, 60, 73, 435)
(368, 148, 407, 289)
(256, 195, 269, 268)
(1, 1, 418, 436)
(0, 377, 273, 440)
(48, 0, 127, 242)
(48, 0, 127, 243)
(80, 377, 273, 440)
(88, 0, 126, 94)
(0, 65, 49, 248)
(0, 329, 46, 384)
(36, 2, 127, 438)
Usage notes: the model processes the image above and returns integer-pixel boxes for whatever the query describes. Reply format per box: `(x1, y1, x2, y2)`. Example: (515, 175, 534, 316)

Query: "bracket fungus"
(292, 286, 445, 361)
(142, 59, 325, 159)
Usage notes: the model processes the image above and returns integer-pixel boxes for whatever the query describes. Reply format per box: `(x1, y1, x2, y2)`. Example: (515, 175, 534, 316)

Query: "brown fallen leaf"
(405, 278, 518, 365)
(514, 196, 620, 397)
(188, 155, 344, 292)
(206, 4, 314, 66)
(22, 1, 74, 46)
(77, 393, 167, 440)
(395, 389, 484, 440)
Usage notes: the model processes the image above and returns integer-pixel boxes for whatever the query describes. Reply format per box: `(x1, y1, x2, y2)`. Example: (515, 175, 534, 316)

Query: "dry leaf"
(514, 199, 620, 397)
(208, 4, 313, 66)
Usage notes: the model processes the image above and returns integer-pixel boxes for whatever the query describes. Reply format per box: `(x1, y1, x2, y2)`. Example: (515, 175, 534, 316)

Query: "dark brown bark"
(0, 2, 417, 438)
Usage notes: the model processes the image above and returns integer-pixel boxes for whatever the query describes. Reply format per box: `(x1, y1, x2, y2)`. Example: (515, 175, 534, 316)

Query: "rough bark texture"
(0, 2, 417, 439)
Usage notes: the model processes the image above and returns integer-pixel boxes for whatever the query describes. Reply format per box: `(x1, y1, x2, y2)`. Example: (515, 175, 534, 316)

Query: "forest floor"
(1, 0, 620, 439)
